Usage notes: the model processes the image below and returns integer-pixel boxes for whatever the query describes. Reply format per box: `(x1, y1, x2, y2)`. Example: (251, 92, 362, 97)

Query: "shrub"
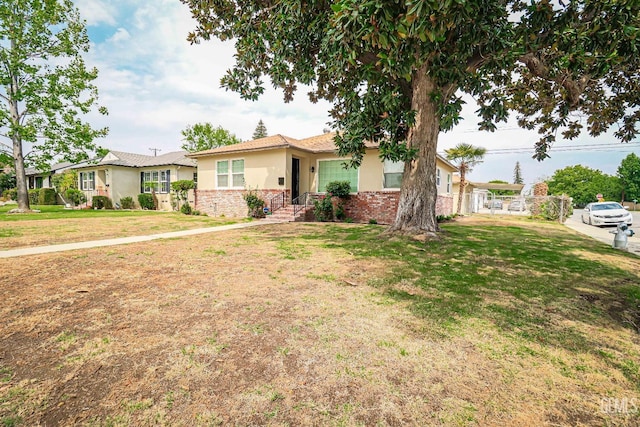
(138, 193, 155, 210)
(92, 195, 113, 209)
(28, 189, 39, 204)
(65, 189, 86, 205)
(368, 218, 378, 224)
(313, 196, 334, 222)
(3, 188, 17, 200)
(325, 181, 351, 198)
(38, 188, 57, 205)
(180, 202, 192, 215)
(120, 196, 135, 209)
(243, 190, 265, 218)
(335, 202, 346, 220)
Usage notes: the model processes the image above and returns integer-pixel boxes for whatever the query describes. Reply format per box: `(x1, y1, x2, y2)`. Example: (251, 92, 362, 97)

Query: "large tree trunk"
(13, 135, 29, 211)
(389, 66, 441, 235)
(9, 63, 29, 211)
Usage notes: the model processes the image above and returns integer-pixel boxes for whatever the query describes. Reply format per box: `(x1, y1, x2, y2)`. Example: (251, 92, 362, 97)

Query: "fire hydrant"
(610, 223, 635, 250)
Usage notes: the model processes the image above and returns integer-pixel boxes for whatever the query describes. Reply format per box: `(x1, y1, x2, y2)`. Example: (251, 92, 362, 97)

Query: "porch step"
(262, 204, 312, 222)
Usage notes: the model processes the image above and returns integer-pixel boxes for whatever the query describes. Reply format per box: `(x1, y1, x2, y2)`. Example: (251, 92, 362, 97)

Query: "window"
(383, 159, 403, 189)
(160, 170, 170, 193)
(436, 168, 441, 186)
(193, 172, 198, 189)
(142, 170, 170, 193)
(318, 160, 358, 193)
(447, 173, 451, 193)
(80, 172, 95, 190)
(217, 159, 244, 188)
(35, 177, 43, 189)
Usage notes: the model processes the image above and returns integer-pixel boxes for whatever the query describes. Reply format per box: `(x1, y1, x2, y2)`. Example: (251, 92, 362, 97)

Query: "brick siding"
(197, 189, 453, 223)
(195, 189, 290, 217)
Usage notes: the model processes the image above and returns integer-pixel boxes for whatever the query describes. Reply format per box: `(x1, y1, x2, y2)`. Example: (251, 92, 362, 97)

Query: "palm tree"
(445, 143, 487, 215)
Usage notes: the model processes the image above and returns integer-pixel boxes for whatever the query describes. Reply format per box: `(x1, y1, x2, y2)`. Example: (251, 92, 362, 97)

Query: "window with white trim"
(436, 168, 441, 186)
(142, 170, 170, 193)
(80, 171, 95, 190)
(447, 173, 451, 193)
(318, 160, 358, 193)
(216, 159, 244, 188)
(383, 159, 403, 189)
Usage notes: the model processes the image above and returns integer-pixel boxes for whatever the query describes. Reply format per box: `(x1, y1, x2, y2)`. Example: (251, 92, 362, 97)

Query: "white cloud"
(107, 28, 130, 43)
(74, 0, 117, 26)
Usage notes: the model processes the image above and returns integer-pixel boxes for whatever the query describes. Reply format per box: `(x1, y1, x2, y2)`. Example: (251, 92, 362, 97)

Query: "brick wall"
(197, 189, 453, 223)
(331, 192, 455, 225)
(195, 189, 290, 217)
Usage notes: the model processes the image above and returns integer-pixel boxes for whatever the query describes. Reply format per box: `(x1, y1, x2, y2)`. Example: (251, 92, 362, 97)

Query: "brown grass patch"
(1, 222, 638, 426)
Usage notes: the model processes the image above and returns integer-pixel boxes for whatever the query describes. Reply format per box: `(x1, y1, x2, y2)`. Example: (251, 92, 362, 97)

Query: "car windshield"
(591, 203, 623, 211)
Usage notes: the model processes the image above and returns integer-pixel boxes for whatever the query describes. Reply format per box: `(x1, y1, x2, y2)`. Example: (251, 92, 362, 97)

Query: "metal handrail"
(293, 192, 315, 215)
(269, 192, 286, 213)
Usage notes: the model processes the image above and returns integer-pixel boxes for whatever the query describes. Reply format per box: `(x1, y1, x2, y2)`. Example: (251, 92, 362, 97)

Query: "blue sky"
(73, 0, 639, 192)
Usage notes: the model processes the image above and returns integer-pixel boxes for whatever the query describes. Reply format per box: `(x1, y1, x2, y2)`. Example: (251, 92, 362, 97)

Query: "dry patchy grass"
(1, 220, 639, 426)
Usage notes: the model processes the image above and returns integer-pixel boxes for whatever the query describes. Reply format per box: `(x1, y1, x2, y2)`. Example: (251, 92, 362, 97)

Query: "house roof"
(77, 150, 196, 169)
(187, 133, 448, 164)
(25, 161, 76, 176)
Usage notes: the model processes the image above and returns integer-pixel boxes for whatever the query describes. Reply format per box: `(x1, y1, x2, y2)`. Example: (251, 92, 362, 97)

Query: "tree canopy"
(252, 119, 268, 140)
(617, 153, 640, 202)
(182, 0, 639, 233)
(181, 123, 241, 152)
(0, 0, 108, 211)
(546, 165, 620, 206)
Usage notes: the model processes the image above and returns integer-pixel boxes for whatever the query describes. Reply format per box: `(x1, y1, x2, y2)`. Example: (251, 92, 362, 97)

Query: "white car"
(581, 202, 633, 226)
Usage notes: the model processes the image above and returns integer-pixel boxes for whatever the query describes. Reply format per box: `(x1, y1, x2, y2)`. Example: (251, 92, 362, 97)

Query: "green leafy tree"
(445, 143, 486, 215)
(182, 0, 640, 234)
(546, 165, 621, 207)
(252, 119, 268, 140)
(617, 153, 640, 202)
(171, 179, 195, 211)
(513, 162, 523, 185)
(0, 0, 108, 212)
(181, 123, 241, 153)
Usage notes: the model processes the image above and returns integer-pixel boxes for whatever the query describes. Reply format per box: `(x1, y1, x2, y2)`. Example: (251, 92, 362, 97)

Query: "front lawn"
(0, 205, 243, 249)
(0, 217, 638, 426)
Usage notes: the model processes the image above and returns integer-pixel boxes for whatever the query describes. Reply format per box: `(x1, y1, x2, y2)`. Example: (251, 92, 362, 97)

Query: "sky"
(73, 0, 639, 192)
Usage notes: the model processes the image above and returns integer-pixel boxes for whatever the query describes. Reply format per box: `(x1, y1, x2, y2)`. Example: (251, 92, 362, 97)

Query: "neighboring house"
(452, 177, 525, 214)
(73, 150, 197, 210)
(188, 133, 458, 224)
(25, 161, 75, 190)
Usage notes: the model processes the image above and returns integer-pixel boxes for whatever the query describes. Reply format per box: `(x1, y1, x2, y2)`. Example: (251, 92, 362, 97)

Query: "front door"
(292, 158, 300, 202)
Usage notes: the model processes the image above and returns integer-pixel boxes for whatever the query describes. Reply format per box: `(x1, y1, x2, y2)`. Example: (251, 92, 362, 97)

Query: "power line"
(439, 142, 640, 156)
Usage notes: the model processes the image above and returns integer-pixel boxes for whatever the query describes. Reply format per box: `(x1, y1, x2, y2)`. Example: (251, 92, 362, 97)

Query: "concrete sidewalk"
(0, 220, 284, 259)
(564, 216, 639, 257)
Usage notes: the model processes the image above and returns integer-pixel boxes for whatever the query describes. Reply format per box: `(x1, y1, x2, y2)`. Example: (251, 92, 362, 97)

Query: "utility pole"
(149, 148, 161, 156)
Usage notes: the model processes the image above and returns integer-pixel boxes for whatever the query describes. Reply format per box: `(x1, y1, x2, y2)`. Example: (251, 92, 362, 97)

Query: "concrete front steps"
(262, 204, 312, 222)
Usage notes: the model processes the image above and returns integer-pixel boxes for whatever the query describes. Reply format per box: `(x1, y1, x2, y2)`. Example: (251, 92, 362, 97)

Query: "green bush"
(65, 188, 86, 205)
(243, 190, 265, 218)
(92, 195, 113, 209)
(335, 202, 346, 220)
(313, 196, 334, 222)
(28, 189, 39, 204)
(38, 188, 57, 205)
(180, 202, 193, 215)
(120, 196, 135, 209)
(3, 188, 17, 200)
(138, 193, 155, 210)
(325, 181, 351, 198)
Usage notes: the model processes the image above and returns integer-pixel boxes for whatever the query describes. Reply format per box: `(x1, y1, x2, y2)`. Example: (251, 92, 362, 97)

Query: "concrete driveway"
(565, 209, 640, 256)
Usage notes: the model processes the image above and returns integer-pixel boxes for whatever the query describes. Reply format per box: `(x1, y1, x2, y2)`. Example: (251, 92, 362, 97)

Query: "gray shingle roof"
(99, 150, 196, 168)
